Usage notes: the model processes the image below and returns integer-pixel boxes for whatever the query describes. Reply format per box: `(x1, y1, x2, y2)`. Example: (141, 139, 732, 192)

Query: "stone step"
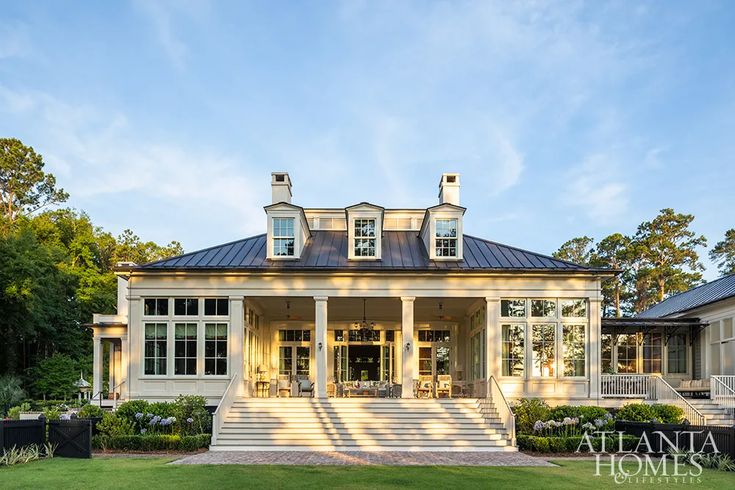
(216, 432, 509, 442)
(221, 419, 504, 428)
(209, 444, 516, 452)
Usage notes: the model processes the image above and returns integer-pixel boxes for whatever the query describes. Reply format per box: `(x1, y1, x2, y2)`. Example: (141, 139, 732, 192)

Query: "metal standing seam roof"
(638, 273, 735, 318)
(135, 231, 607, 273)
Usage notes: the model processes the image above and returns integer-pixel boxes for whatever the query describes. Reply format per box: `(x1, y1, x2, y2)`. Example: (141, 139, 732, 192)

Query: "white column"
(127, 297, 141, 399)
(589, 297, 602, 399)
(92, 335, 102, 400)
(486, 297, 500, 385)
(401, 297, 415, 398)
(229, 296, 245, 395)
(314, 297, 328, 398)
(108, 341, 115, 392)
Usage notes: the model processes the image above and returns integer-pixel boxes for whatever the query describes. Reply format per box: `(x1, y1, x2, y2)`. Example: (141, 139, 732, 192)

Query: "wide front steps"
(211, 398, 515, 452)
(686, 399, 735, 426)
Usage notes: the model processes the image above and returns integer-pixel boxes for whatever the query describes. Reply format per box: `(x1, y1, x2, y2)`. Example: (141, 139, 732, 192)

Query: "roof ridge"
(463, 234, 590, 269)
(140, 234, 267, 267)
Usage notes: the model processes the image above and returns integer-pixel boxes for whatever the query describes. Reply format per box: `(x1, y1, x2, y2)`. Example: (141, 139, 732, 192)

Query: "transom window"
(204, 298, 228, 316)
(501, 299, 526, 317)
(561, 299, 587, 317)
(174, 298, 198, 316)
(278, 329, 311, 342)
(204, 323, 228, 375)
(144, 298, 168, 316)
(353, 219, 377, 257)
(531, 300, 556, 317)
(144, 323, 167, 375)
(272, 217, 295, 256)
(418, 330, 451, 342)
(435, 218, 458, 257)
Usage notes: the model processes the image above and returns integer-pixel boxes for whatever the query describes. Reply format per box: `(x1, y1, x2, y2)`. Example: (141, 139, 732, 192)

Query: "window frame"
(144, 322, 168, 376)
(204, 298, 229, 317)
(204, 322, 229, 376)
(353, 218, 377, 258)
(173, 298, 199, 317)
(561, 323, 587, 378)
(173, 322, 198, 376)
(272, 216, 296, 257)
(434, 218, 458, 258)
(501, 323, 525, 377)
(143, 298, 169, 317)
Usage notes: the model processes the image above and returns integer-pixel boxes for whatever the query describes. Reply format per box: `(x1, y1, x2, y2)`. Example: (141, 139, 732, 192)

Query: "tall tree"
(709, 229, 735, 276)
(0, 138, 68, 223)
(592, 233, 634, 317)
(113, 229, 183, 265)
(553, 236, 595, 266)
(632, 208, 706, 311)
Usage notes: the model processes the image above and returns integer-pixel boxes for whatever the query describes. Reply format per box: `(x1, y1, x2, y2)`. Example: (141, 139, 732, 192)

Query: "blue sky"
(1, 1, 733, 279)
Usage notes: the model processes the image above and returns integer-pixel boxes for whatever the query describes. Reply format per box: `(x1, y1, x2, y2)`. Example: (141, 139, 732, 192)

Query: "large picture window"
(562, 324, 586, 377)
(502, 324, 524, 377)
(531, 324, 555, 377)
(435, 218, 458, 257)
(272, 217, 295, 256)
(174, 323, 197, 375)
(353, 218, 376, 257)
(204, 323, 228, 375)
(144, 323, 167, 375)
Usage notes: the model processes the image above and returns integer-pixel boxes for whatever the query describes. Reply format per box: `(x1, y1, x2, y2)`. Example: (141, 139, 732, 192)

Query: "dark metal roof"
(134, 231, 610, 273)
(602, 317, 706, 329)
(638, 273, 735, 318)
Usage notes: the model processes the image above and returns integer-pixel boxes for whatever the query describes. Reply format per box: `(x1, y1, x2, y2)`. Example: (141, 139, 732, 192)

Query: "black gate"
(48, 420, 92, 458)
(0, 419, 45, 451)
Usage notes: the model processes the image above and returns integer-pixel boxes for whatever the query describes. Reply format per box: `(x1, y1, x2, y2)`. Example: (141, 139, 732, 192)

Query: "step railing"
(601, 374, 651, 398)
(711, 376, 735, 411)
(651, 376, 706, 426)
(112, 380, 126, 410)
(212, 373, 239, 446)
(488, 376, 515, 446)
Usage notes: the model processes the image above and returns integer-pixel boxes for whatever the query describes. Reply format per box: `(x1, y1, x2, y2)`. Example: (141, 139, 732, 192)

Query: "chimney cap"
(439, 173, 460, 187)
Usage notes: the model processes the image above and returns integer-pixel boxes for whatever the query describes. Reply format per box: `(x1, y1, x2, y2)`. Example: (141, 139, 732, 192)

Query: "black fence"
(1, 418, 92, 458)
(0, 419, 45, 451)
(615, 421, 735, 458)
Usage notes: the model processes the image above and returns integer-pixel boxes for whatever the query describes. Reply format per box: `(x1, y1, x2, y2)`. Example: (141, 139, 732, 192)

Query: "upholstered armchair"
(276, 374, 291, 397)
(436, 374, 452, 398)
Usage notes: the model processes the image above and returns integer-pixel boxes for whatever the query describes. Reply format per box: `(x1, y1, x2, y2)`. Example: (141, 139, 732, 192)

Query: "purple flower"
(594, 418, 606, 428)
(149, 415, 161, 426)
(146, 413, 154, 419)
(135, 412, 144, 420)
(140, 428, 147, 434)
(186, 418, 194, 424)
(533, 420, 545, 432)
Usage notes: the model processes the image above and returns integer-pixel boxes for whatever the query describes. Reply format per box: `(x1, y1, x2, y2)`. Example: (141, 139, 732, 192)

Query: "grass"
(0, 457, 731, 489)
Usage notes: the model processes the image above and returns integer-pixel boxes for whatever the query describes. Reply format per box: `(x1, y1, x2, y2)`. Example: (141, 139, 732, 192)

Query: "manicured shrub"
(550, 405, 610, 422)
(513, 398, 551, 434)
(115, 399, 149, 423)
(517, 434, 639, 453)
(179, 434, 211, 452)
(92, 433, 210, 451)
(148, 401, 176, 419)
(97, 412, 135, 436)
(616, 403, 657, 422)
(651, 404, 684, 424)
(172, 395, 211, 436)
(78, 404, 104, 419)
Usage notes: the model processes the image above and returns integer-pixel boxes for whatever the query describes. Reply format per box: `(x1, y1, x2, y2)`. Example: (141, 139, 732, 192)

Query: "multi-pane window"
(278, 329, 311, 342)
(562, 324, 586, 377)
(144, 298, 168, 316)
(272, 217, 295, 256)
(144, 323, 167, 375)
(174, 298, 198, 316)
(616, 334, 638, 373)
(204, 298, 228, 316)
(502, 324, 525, 377)
(348, 330, 381, 342)
(560, 299, 587, 317)
(419, 347, 433, 376)
(667, 334, 687, 374)
(279, 346, 293, 376)
(531, 300, 556, 317)
(643, 333, 662, 373)
(601, 333, 613, 373)
(204, 323, 228, 375)
(295, 346, 310, 377)
(436, 345, 450, 375)
(501, 299, 526, 317)
(174, 323, 197, 375)
(353, 219, 376, 257)
(435, 219, 458, 257)
(385, 330, 395, 342)
(531, 324, 555, 377)
(418, 330, 451, 342)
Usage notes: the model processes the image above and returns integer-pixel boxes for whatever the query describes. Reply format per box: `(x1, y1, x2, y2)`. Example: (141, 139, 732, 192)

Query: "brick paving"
(171, 451, 555, 466)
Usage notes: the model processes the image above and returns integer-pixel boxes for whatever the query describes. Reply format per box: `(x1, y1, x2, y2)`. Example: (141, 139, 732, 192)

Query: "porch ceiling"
(249, 296, 478, 322)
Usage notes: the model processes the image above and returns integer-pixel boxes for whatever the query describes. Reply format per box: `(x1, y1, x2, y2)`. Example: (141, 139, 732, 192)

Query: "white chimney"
(438, 173, 460, 206)
(271, 172, 292, 204)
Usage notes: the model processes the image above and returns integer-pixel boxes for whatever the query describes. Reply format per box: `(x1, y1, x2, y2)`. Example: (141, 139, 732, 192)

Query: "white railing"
(601, 374, 651, 398)
(711, 376, 735, 411)
(211, 373, 239, 446)
(488, 376, 515, 446)
(651, 376, 706, 426)
(112, 380, 126, 410)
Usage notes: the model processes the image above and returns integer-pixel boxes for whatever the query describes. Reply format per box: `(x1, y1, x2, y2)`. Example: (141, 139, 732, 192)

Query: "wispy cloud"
(0, 21, 30, 59)
(562, 154, 629, 224)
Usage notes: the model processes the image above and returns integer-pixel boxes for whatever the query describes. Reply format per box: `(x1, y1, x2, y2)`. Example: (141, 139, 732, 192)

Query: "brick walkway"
(171, 451, 555, 466)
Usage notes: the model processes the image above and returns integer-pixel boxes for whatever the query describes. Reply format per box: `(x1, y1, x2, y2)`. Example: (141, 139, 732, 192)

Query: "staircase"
(686, 399, 735, 426)
(211, 398, 516, 451)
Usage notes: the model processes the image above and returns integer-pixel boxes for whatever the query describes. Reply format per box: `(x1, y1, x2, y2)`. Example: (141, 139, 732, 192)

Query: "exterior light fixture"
(405, 342, 411, 351)
(353, 299, 376, 333)
(318, 342, 323, 351)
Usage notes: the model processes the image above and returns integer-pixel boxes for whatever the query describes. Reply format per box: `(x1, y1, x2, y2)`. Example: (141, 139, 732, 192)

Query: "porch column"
(401, 297, 415, 398)
(229, 296, 245, 395)
(589, 297, 602, 399)
(127, 297, 142, 399)
(120, 335, 129, 399)
(108, 341, 115, 393)
(92, 335, 102, 400)
(486, 297, 500, 384)
(314, 297, 328, 398)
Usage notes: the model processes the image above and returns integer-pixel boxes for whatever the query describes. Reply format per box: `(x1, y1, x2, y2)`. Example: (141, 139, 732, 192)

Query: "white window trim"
(427, 210, 463, 261)
(271, 216, 296, 258)
(347, 210, 382, 260)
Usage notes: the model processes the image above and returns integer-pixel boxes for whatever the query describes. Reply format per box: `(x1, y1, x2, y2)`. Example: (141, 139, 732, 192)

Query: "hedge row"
(92, 434, 211, 452)
(517, 434, 640, 453)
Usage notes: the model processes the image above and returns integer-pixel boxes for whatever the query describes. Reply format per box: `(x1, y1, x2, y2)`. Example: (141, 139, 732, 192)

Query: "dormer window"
(272, 217, 295, 256)
(354, 219, 377, 257)
(435, 218, 458, 257)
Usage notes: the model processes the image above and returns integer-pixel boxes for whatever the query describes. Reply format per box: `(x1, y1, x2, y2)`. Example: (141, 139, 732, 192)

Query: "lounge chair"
(436, 374, 452, 398)
(416, 375, 433, 398)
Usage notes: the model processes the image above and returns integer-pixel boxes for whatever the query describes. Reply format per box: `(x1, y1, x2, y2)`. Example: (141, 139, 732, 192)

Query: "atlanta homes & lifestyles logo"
(576, 430, 720, 484)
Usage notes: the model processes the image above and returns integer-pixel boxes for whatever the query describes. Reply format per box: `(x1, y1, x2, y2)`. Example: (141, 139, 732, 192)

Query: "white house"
(89, 173, 734, 450)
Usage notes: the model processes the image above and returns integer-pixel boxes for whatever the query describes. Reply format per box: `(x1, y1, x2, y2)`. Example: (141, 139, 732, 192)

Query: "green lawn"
(0, 457, 731, 489)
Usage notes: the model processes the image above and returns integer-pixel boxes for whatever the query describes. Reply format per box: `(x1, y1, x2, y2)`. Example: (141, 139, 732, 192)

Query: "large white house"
(90, 173, 735, 450)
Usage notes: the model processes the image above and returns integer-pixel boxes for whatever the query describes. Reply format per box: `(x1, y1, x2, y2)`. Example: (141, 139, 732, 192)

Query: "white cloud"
(562, 154, 629, 224)
(0, 21, 30, 59)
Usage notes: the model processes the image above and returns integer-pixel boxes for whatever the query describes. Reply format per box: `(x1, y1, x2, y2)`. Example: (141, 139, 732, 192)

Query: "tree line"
(0, 138, 182, 395)
(553, 211, 735, 317)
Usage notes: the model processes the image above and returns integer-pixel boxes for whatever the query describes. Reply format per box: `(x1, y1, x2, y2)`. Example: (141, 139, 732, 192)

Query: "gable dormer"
(265, 173, 310, 260)
(345, 202, 384, 260)
(419, 173, 465, 260)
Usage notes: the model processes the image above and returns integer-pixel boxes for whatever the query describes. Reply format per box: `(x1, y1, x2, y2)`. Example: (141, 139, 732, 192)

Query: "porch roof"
(127, 231, 614, 274)
(601, 317, 707, 334)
